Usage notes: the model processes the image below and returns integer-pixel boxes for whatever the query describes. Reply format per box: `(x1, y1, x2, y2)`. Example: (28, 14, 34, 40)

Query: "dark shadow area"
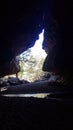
(0, 96, 73, 130)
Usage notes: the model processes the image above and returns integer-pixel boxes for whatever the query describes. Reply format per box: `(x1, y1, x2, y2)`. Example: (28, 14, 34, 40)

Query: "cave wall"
(0, 0, 48, 77)
(43, 1, 73, 75)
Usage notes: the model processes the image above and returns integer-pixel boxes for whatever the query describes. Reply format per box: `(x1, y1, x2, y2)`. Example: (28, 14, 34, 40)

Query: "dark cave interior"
(0, 0, 73, 130)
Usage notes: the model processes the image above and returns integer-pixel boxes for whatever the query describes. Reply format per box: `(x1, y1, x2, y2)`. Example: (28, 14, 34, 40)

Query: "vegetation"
(17, 48, 47, 82)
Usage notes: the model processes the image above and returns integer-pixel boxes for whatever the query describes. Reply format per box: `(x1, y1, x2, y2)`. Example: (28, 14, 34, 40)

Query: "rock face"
(0, 0, 47, 77)
(0, 57, 20, 78)
(43, 1, 73, 72)
(0, 77, 29, 87)
(42, 1, 73, 85)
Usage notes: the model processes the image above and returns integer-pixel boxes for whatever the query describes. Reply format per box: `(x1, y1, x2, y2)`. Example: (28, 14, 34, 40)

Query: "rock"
(19, 80, 29, 84)
(8, 77, 29, 85)
(0, 79, 10, 87)
(8, 77, 20, 85)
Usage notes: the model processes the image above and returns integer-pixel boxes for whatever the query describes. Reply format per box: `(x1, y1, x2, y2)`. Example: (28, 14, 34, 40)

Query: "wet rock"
(8, 77, 20, 85)
(8, 77, 29, 85)
(19, 79, 29, 84)
(0, 79, 10, 87)
(0, 77, 30, 87)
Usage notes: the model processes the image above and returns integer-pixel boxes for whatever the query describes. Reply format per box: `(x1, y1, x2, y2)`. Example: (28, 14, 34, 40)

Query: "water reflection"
(2, 93, 50, 98)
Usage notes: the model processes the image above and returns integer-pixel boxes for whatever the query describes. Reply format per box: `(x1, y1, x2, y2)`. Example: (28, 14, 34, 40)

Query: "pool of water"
(2, 93, 50, 98)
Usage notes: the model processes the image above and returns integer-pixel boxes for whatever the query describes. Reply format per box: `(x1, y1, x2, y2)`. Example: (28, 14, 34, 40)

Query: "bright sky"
(31, 29, 47, 58)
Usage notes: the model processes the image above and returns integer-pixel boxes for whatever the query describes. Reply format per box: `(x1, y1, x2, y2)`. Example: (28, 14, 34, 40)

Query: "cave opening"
(0, 29, 50, 98)
(16, 29, 48, 82)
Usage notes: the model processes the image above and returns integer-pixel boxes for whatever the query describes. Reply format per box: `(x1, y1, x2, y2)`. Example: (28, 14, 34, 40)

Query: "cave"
(0, 0, 73, 130)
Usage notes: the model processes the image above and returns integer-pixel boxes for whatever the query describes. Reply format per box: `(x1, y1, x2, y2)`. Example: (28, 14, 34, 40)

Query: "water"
(2, 93, 50, 98)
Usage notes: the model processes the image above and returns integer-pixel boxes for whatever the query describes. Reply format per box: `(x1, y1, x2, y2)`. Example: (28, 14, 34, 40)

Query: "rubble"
(0, 77, 29, 87)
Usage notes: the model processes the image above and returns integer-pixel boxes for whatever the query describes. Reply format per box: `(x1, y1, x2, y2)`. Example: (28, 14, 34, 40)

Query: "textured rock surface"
(0, 77, 29, 88)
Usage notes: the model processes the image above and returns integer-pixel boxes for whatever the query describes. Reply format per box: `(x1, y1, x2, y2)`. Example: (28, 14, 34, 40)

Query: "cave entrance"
(0, 30, 66, 98)
(1, 30, 50, 98)
(17, 29, 47, 82)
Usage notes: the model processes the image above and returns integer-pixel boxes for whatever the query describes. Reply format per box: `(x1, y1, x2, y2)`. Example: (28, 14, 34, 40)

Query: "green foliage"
(17, 48, 47, 82)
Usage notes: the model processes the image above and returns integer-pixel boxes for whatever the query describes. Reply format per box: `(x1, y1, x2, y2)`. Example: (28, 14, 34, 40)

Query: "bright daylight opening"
(31, 29, 46, 57)
(17, 29, 47, 82)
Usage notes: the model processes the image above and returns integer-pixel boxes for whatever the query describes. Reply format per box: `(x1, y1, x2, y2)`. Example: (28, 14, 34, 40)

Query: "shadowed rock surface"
(0, 96, 73, 130)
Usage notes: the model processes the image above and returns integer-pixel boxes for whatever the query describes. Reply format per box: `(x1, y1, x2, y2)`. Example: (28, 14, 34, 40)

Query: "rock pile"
(0, 77, 29, 87)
